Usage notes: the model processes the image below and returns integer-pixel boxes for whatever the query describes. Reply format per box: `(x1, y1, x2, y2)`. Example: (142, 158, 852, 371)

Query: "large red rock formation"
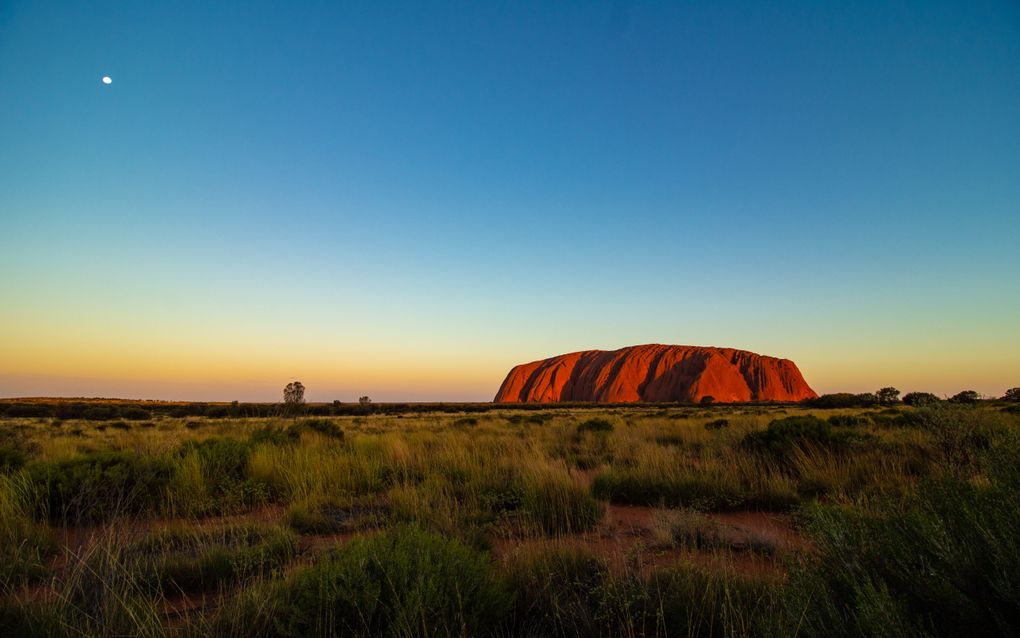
(494, 344, 816, 403)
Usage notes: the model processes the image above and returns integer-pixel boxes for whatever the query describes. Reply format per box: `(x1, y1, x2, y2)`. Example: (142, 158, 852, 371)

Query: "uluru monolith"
(494, 344, 816, 403)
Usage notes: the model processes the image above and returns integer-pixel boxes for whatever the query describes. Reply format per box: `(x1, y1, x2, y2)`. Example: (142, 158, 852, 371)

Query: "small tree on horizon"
(1003, 387, 1020, 403)
(902, 391, 940, 407)
(950, 390, 980, 404)
(876, 387, 901, 404)
(284, 381, 306, 415)
(359, 395, 372, 405)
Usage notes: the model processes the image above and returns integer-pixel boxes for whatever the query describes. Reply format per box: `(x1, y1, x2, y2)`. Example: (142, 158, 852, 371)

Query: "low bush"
(28, 452, 173, 523)
(175, 438, 272, 514)
(244, 525, 511, 637)
(903, 391, 941, 406)
(291, 418, 345, 440)
(827, 414, 869, 428)
(577, 419, 614, 434)
(742, 416, 872, 465)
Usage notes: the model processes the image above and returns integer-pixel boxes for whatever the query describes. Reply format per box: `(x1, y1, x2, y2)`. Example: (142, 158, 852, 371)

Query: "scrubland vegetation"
(0, 399, 1018, 636)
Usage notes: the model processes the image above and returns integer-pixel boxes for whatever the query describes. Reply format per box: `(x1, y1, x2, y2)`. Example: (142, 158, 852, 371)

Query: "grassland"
(0, 400, 1018, 636)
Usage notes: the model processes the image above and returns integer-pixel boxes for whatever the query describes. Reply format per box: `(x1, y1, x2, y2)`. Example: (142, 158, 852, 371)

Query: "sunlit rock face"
(494, 344, 817, 403)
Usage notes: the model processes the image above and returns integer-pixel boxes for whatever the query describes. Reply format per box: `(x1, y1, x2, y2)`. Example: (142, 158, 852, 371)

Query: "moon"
(102, 76, 112, 85)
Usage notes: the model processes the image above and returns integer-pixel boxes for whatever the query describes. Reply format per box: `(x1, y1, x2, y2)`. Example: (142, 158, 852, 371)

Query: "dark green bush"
(81, 406, 119, 421)
(291, 418, 345, 440)
(120, 407, 150, 420)
(903, 391, 941, 406)
(577, 418, 614, 434)
(0, 445, 28, 473)
(177, 438, 272, 513)
(742, 416, 871, 464)
(250, 425, 300, 446)
(826, 414, 869, 428)
(704, 418, 730, 430)
(806, 393, 878, 409)
(28, 452, 173, 523)
(257, 526, 510, 637)
(950, 390, 981, 404)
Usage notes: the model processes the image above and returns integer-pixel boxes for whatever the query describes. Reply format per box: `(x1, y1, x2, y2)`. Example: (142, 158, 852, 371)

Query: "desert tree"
(284, 381, 306, 415)
(902, 391, 940, 407)
(950, 390, 980, 404)
(876, 387, 901, 404)
(359, 395, 372, 405)
(1003, 387, 1020, 402)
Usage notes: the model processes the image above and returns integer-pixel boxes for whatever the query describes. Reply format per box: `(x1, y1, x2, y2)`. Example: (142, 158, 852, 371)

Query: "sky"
(1, 0, 1018, 402)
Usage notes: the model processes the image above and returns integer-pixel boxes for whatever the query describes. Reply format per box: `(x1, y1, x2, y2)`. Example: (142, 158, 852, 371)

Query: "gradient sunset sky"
(1, 1, 1018, 402)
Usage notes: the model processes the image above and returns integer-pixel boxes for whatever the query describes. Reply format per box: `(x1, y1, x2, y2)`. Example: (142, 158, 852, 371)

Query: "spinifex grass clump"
(0, 473, 56, 587)
(504, 544, 781, 637)
(783, 429, 1020, 636)
(127, 524, 297, 593)
(224, 525, 511, 638)
(518, 468, 604, 535)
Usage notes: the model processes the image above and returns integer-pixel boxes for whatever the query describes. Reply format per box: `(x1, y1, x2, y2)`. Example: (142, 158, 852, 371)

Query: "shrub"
(0, 445, 28, 474)
(807, 393, 878, 409)
(577, 418, 613, 434)
(903, 391, 941, 406)
(120, 407, 150, 420)
(704, 418, 730, 430)
(81, 406, 119, 421)
(292, 418, 345, 440)
(827, 414, 869, 428)
(742, 416, 870, 464)
(28, 452, 173, 523)
(1004, 387, 1020, 403)
(950, 390, 981, 404)
(254, 526, 510, 637)
(249, 425, 299, 445)
(175, 438, 272, 514)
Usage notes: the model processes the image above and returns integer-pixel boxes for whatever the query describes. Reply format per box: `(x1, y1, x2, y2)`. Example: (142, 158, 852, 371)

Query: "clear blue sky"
(1, 0, 1018, 401)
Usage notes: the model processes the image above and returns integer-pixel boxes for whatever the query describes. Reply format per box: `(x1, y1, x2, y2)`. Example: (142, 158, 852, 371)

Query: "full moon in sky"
(101, 76, 112, 84)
